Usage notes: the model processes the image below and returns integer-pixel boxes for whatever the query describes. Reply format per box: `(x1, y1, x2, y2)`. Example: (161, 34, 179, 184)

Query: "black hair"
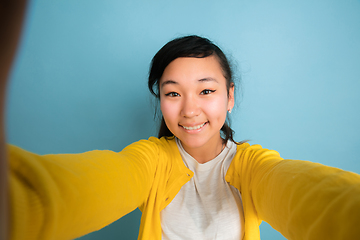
(148, 35, 240, 144)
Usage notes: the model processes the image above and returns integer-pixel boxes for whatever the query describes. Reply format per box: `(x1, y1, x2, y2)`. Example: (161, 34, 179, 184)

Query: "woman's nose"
(181, 96, 200, 118)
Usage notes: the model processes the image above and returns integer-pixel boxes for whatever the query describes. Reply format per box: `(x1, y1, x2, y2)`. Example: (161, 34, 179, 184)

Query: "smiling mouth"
(181, 122, 207, 130)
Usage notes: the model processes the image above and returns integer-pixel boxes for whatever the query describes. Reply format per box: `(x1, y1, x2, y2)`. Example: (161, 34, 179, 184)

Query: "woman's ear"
(227, 83, 235, 112)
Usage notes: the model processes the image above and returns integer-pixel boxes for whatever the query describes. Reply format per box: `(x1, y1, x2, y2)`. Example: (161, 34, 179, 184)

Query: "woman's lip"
(180, 122, 207, 130)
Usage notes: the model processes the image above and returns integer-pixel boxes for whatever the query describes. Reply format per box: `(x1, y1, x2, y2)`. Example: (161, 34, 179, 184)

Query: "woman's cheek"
(160, 99, 177, 121)
(206, 96, 228, 120)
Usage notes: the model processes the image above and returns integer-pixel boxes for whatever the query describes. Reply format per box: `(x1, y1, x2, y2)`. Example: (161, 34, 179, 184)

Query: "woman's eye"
(165, 92, 180, 97)
(201, 89, 216, 95)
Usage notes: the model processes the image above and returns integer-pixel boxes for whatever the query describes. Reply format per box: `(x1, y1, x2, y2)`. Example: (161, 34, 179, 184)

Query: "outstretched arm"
(227, 144, 360, 240)
(0, 1, 28, 239)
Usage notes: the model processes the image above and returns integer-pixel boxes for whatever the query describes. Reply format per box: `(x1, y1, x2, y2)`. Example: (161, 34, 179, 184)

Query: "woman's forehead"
(160, 56, 225, 84)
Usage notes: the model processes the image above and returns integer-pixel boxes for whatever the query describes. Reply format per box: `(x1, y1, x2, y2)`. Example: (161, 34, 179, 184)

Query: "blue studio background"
(7, 0, 360, 239)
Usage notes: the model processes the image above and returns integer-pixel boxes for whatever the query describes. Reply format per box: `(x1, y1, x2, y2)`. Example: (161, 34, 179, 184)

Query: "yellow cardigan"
(8, 136, 360, 240)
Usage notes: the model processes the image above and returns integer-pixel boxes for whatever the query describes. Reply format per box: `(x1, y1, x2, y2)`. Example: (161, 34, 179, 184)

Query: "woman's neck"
(181, 136, 224, 164)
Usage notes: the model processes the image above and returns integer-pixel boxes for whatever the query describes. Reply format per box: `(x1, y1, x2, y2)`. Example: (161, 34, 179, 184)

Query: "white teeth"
(182, 123, 206, 130)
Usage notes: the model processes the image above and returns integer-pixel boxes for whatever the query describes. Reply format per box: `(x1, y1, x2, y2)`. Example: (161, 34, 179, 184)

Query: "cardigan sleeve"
(8, 139, 159, 240)
(227, 143, 360, 240)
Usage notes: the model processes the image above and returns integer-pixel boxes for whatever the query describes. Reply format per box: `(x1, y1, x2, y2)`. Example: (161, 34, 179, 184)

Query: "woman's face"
(159, 56, 234, 153)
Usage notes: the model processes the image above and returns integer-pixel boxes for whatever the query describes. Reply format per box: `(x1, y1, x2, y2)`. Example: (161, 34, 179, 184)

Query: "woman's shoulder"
(121, 136, 179, 159)
(235, 141, 280, 156)
(125, 136, 177, 150)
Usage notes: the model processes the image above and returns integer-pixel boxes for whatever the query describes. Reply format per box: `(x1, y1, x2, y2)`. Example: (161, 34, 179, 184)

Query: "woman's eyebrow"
(161, 77, 218, 88)
(161, 80, 178, 88)
(198, 77, 218, 83)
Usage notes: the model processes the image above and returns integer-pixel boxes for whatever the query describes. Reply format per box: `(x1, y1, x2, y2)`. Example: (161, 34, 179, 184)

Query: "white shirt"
(161, 138, 245, 239)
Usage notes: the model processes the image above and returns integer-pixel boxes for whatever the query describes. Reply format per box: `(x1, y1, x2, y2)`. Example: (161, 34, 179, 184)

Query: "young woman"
(5, 35, 360, 240)
(2, 4, 360, 240)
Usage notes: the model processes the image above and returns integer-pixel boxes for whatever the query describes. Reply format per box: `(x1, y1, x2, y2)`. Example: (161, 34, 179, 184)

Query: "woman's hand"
(0, 1, 28, 239)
